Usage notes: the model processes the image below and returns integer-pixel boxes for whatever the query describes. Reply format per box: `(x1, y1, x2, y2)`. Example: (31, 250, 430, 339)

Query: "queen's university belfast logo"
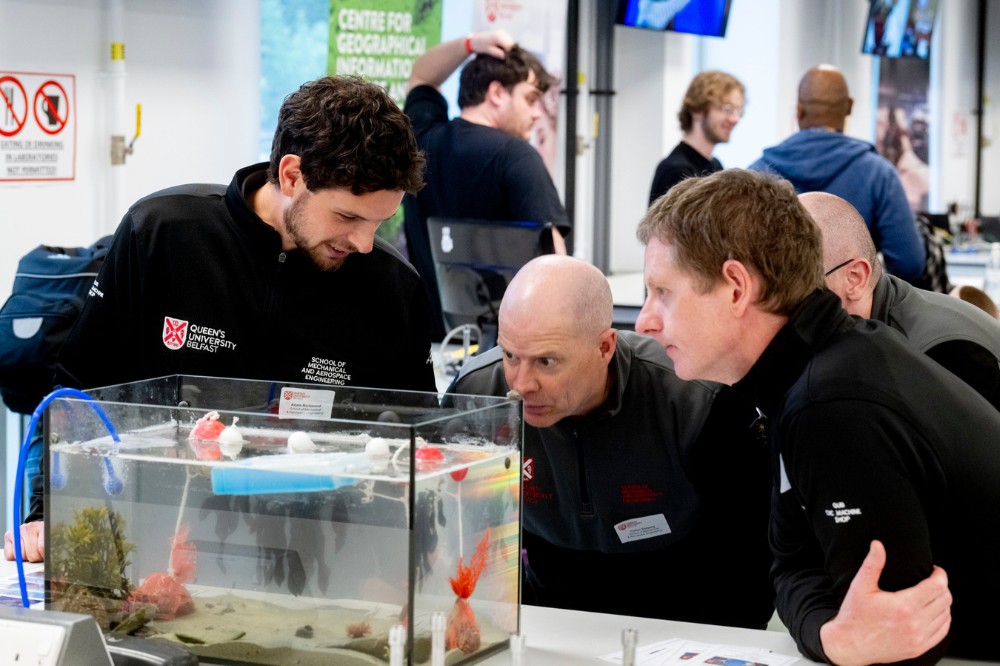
(163, 316, 189, 350)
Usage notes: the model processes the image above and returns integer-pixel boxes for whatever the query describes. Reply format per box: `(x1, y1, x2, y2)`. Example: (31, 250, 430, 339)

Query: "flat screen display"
(862, 0, 939, 59)
(615, 0, 733, 38)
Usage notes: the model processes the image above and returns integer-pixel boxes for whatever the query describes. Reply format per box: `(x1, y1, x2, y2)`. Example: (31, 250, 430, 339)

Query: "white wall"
(0, 0, 259, 305)
(933, 0, 979, 215)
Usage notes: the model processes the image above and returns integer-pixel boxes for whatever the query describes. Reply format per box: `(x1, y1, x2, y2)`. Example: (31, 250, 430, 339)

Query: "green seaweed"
(48, 505, 137, 628)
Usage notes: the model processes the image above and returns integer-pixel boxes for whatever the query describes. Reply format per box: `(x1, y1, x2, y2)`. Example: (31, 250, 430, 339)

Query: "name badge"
(278, 386, 335, 420)
(614, 514, 671, 544)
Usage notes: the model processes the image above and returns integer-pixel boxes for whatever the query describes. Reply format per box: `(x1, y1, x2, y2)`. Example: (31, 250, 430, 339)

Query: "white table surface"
(482, 604, 812, 664)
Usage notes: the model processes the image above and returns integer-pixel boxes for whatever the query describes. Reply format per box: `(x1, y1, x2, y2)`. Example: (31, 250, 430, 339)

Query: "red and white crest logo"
(283, 390, 293, 400)
(162, 317, 189, 350)
(522, 457, 534, 483)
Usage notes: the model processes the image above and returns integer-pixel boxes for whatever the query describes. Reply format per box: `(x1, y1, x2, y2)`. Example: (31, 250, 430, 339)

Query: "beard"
(283, 194, 348, 272)
(701, 114, 729, 146)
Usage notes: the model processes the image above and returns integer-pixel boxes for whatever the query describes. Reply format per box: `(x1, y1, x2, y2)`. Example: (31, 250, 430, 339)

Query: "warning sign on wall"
(0, 71, 76, 182)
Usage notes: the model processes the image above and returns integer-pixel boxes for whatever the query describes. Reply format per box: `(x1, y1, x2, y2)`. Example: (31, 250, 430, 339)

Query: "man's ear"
(842, 259, 873, 302)
(721, 259, 755, 317)
(845, 97, 854, 117)
(598, 328, 617, 364)
(796, 102, 806, 125)
(485, 80, 508, 108)
(277, 154, 303, 197)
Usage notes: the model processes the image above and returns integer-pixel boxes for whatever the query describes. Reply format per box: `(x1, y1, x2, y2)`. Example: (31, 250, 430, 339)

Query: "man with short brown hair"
(637, 168, 1000, 665)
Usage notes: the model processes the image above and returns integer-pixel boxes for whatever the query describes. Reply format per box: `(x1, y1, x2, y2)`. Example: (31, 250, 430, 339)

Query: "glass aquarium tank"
(42, 375, 522, 665)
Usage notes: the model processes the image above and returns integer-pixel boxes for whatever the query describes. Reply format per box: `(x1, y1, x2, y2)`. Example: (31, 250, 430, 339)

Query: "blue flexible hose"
(13, 388, 120, 608)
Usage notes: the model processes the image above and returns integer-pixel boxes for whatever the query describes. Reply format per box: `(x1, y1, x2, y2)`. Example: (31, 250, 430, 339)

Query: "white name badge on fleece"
(614, 514, 671, 544)
(278, 386, 336, 420)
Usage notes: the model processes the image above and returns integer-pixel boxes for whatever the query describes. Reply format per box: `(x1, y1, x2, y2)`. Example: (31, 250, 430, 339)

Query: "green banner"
(329, 1, 443, 104)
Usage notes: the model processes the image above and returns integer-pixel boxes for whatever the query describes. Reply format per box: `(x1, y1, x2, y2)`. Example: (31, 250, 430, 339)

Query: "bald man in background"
(750, 64, 925, 283)
(450, 255, 774, 629)
(802, 191, 1000, 411)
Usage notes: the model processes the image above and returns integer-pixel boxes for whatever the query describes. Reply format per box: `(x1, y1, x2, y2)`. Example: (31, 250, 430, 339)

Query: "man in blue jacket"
(749, 65, 925, 284)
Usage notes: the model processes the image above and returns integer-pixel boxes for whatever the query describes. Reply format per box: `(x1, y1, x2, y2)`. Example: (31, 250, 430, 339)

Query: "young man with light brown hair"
(648, 70, 745, 204)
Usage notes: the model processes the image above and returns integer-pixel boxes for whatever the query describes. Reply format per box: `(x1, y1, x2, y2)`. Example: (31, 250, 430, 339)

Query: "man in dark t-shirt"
(648, 70, 744, 205)
(404, 29, 570, 340)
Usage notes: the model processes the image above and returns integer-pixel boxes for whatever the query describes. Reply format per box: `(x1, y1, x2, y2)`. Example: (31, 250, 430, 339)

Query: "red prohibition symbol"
(34, 79, 70, 135)
(0, 75, 28, 137)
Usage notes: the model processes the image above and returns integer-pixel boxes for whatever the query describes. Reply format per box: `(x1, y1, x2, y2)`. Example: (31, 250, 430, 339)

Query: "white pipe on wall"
(106, 0, 127, 232)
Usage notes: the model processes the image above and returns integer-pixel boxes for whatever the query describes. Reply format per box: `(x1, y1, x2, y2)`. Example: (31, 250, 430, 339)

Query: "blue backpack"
(0, 236, 113, 413)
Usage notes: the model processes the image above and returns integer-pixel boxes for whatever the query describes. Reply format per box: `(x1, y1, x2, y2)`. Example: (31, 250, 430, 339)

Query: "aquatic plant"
(48, 505, 135, 599)
(48, 505, 136, 630)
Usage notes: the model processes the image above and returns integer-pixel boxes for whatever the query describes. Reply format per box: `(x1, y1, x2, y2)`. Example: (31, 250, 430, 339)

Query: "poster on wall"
(260, 1, 443, 251)
(0, 71, 76, 183)
(328, 1, 443, 104)
(328, 1, 443, 250)
(876, 57, 930, 212)
(472, 0, 568, 177)
(259, 0, 328, 159)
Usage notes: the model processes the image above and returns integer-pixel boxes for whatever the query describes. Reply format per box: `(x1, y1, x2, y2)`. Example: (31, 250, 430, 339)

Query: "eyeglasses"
(715, 104, 745, 118)
(824, 258, 856, 277)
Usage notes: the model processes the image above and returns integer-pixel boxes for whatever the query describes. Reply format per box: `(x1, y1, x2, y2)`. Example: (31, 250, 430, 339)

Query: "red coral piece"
(129, 572, 194, 620)
(169, 525, 197, 584)
(446, 531, 491, 652)
(449, 531, 489, 599)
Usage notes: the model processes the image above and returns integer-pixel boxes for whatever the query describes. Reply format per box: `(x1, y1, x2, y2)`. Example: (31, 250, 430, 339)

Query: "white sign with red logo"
(162, 317, 189, 350)
(278, 386, 336, 420)
(0, 71, 76, 182)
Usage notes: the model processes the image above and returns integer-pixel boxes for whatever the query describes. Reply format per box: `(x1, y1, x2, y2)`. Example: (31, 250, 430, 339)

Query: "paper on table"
(602, 637, 799, 666)
(0, 566, 44, 608)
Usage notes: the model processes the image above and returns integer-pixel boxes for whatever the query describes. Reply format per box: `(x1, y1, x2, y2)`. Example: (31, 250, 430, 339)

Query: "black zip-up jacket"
(55, 164, 435, 393)
(739, 290, 1000, 664)
(28, 165, 436, 523)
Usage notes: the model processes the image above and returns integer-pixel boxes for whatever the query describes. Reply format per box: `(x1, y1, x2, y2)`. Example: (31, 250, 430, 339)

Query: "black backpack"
(0, 236, 113, 413)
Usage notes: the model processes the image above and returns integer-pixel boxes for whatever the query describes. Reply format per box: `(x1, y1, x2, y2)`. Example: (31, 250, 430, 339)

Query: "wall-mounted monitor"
(615, 0, 733, 38)
(862, 0, 939, 59)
